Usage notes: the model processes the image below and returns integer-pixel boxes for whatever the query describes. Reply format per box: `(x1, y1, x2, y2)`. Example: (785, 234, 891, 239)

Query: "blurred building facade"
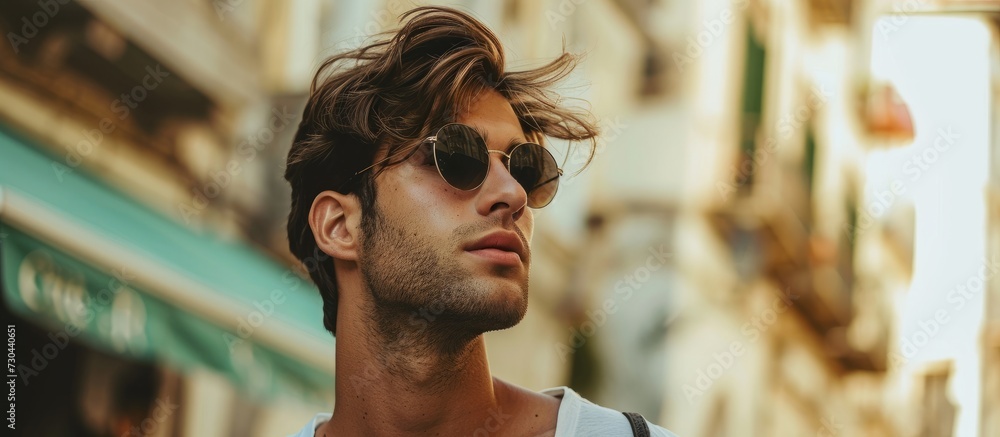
(2, 0, 1000, 436)
(0, 0, 333, 435)
(507, 0, 1000, 436)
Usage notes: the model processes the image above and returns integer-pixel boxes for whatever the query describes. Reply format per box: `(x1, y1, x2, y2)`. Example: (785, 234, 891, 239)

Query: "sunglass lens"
(509, 143, 560, 208)
(434, 124, 490, 190)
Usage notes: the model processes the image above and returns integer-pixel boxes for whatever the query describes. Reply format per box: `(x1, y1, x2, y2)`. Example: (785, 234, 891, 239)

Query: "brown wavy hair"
(284, 5, 600, 335)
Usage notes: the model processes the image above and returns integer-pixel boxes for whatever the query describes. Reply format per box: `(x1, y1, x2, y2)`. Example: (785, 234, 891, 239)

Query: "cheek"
(518, 212, 535, 264)
(522, 210, 535, 241)
(377, 165, 536, 242)
(379, 166, 467, 228)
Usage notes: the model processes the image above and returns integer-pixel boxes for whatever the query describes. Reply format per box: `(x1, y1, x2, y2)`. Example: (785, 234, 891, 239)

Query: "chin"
(485, 283, 530, 331)
(453, 278, 529, 333)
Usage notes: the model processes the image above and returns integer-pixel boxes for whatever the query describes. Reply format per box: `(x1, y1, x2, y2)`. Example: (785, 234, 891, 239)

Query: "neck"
(321, 297, 506, 437)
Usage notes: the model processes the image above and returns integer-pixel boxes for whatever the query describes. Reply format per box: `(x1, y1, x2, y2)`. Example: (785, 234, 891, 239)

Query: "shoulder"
(287, 412, 331, 437)
(541, 386, 679, 437)
(494, 378, 561, 436)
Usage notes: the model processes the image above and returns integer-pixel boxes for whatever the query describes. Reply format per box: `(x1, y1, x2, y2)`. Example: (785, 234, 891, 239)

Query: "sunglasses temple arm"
(337, 139, 434, 191)
(529, 174, 561, 192)
(360, 140, 432, 176)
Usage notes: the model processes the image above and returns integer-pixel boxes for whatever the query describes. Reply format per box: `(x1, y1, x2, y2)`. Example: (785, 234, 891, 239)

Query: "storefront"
(0, 124, 335, 435)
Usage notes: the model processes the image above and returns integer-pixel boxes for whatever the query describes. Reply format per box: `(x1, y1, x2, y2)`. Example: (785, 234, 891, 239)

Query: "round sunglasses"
(345, 123, 563, 208)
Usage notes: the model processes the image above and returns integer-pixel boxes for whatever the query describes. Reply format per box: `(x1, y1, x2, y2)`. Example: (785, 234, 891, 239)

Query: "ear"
(309, 190, 362, 262)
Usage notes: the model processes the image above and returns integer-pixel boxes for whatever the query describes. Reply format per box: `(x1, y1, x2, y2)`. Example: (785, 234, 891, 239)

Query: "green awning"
(0, 125, 334, 403)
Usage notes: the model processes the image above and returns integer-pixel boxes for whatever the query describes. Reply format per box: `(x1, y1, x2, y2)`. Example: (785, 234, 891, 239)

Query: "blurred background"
(0, 0, 998, 436)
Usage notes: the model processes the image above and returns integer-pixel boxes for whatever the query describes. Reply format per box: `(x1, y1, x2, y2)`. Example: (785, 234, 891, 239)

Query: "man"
(284, 6, 676, 437)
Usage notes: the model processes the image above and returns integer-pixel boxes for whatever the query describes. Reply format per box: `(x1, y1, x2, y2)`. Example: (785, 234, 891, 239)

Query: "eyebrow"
(470, 124, 525, 152)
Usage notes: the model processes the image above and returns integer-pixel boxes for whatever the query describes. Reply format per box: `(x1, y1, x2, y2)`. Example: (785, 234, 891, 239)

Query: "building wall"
(4, 0, 999, 435)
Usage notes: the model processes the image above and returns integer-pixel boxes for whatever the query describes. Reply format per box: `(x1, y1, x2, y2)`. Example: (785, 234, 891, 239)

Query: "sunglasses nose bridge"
(473, 150, 529, 217)
(487, 149, 513, 169)
(482, 149, 528, 200)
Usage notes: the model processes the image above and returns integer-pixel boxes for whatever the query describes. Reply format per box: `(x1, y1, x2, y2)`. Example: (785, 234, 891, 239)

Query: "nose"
(474, 150, 528, 221)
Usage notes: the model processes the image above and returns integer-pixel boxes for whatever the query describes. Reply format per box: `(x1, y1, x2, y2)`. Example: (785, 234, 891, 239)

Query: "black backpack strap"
(622, 412, 651, 437)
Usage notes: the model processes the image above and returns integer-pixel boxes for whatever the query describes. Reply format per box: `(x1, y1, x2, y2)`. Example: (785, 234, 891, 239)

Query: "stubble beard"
(357, 203, 530, 355)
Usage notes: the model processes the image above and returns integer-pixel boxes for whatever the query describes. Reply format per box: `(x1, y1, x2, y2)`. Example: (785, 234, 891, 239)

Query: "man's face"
(357, 89, 535, 335)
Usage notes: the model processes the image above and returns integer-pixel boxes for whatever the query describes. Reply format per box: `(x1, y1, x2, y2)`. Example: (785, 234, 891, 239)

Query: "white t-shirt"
(289, 386, 678, 437)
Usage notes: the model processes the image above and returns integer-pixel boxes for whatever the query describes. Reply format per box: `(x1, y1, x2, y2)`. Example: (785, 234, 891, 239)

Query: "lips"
(464, 231, 526, 262)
